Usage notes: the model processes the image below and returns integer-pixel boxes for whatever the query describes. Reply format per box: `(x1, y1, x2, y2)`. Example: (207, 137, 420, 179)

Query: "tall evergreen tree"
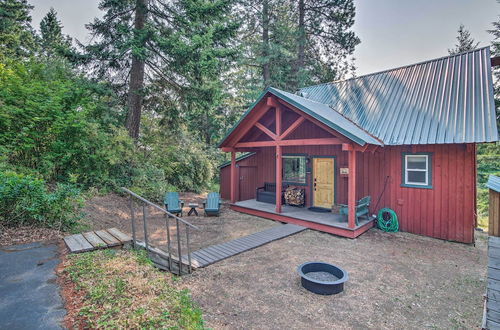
(84, 0, 237, 140)
(448, 24, 479, 55)
(488, 18, 500, 131)
(147, 0, 238, 145)
(84, 0, 149, 139)
(233, 0, 359, 96)
(292, 0, 359, 89)
(0, 0, 36, 60)
(39, 8, 72, 58)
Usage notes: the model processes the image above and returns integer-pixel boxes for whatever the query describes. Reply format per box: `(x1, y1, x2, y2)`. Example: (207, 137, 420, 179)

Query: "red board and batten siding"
(220, 154, 258, 202)
(220, 143, 476, 243)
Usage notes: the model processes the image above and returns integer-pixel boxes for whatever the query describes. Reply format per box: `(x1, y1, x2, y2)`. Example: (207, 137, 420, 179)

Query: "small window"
(402, 153, 432, 188)
(283, 155, 307, 184)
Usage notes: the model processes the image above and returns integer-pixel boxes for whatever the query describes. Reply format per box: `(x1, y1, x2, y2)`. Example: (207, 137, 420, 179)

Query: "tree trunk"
(126, 0, 148, 140)
(262, 0, 270, 88)
(293, 0, 306, 90)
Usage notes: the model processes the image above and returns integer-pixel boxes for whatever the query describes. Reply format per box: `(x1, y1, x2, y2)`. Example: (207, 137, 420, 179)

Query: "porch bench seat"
(256, 182, 287, 204)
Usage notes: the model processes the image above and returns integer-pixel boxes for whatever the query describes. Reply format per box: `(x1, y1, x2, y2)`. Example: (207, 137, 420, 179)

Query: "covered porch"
(233, 199, 374, 238)
(219, 88, 382, 238)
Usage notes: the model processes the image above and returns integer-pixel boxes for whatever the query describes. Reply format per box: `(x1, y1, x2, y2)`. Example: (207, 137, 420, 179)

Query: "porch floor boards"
(182, 223, 307, 268)
(231, 199, 374, 238)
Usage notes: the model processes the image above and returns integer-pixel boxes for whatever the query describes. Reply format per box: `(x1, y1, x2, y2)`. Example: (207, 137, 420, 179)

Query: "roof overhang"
(218, 87, 383, 148)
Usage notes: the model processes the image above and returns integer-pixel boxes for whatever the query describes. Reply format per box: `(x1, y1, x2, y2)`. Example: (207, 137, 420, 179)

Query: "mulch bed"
(0, 226, 65, 246)
(55, 242, 88, 330)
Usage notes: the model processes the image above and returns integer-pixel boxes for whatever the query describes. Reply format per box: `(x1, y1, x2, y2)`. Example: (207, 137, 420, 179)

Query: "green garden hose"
(377, 208, 399, 232)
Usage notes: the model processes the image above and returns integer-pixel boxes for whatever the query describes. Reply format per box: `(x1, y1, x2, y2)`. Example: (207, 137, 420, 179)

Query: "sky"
(29, 0, 500, 76)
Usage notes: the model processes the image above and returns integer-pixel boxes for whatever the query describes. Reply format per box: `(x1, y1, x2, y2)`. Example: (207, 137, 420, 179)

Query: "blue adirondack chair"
(164, 192, 184, 217)
(339, 196, 371, 225)
(203, 192, 221, 216)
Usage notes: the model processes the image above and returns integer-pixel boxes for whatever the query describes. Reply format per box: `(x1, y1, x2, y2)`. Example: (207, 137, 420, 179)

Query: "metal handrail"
(121, 187, 199, 230)
(121, 187, 199, 275)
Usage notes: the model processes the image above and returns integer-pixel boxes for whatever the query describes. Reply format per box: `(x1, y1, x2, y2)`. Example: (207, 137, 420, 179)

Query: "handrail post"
(143, 203, 149, 251)
(186, 224, 192, 274)
(129, 198, 136, 248)
(176, 218, 182, 276)
(166, 214, 173, 271)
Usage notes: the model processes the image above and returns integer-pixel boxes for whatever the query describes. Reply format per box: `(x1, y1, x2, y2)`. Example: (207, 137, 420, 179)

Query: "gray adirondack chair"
(164, 192, 184, 217)
(203, 192, 221, 216)
(339, 196, 371, 225)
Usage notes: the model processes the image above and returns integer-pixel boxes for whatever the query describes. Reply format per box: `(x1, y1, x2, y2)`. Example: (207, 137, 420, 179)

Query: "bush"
(0, 171, 83, 230)
(129, 163, 176, 203)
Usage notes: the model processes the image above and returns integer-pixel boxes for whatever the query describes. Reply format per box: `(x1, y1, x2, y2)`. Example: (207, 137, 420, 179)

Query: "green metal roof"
(218, 152, 256, 169)
(268, 87, 382, 145)
(299, 47, 498, 145)
(220, 47, 498, 148)
(488, 175, 500, 193)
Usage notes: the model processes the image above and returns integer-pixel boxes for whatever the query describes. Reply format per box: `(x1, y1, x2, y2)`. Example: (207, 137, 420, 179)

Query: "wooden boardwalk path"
(64, 228, 132, 253)
(182, 224, 306, 268)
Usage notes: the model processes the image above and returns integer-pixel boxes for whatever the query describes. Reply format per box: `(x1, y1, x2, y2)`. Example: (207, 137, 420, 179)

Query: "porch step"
(182, 223, 307, 268)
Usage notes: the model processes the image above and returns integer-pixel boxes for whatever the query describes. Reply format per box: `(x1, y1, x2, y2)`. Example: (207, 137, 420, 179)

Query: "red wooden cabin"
(219, 47, 499, 243)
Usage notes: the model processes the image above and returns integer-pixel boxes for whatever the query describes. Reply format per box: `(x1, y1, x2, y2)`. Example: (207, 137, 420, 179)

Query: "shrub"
(0, 171, 83, 230)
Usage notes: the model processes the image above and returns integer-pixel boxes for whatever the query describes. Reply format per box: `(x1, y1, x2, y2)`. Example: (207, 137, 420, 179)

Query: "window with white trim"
(402, 154, 432, 188)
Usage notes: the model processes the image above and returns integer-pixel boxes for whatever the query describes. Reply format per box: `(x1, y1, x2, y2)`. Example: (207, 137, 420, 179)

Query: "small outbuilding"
(219, 47, 499, 243)
(488, 175, 500, 237)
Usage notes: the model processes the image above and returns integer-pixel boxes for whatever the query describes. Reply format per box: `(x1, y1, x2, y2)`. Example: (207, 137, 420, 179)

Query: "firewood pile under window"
(285, 186, 305, 207)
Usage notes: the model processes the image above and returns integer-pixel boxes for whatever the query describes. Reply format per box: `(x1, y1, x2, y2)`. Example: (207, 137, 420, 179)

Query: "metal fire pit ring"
(297, 261, 349, 295)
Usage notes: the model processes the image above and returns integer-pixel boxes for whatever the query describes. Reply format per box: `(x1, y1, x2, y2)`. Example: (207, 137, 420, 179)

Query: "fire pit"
(297, 262, 348, 295)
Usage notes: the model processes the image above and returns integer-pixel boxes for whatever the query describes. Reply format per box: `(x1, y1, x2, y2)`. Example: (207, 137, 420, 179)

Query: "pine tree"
(233, 0, 359, 96)
(84, 0, 238, 140)
(488, 17, 500, 132)
(151, 0, 238, 145)
(0, 0, 37, 60)
(39, 8, 72, 58)
(84, 0, 149, 139)
(292, 0, 359, 89)
(448, 24, 479, 55)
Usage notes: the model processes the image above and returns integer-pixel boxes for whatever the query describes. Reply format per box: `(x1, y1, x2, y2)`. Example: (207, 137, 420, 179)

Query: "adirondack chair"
(164, 192, 184, 217)
(203, 192, 221, 216)
(338, 196, 371, 225)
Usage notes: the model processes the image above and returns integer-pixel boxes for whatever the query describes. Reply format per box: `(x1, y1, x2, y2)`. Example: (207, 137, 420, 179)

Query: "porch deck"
(232, 199, 375, 238)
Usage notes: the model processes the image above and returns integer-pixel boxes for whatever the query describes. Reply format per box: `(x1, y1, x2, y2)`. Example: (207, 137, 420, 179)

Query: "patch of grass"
(64, 249, 205, 329)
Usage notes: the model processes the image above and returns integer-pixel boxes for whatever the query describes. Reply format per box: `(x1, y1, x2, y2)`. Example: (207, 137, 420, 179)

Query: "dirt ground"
(82, 193, 488, 329)
(182, 229, 488, 329)
(82, 193, 279, 253)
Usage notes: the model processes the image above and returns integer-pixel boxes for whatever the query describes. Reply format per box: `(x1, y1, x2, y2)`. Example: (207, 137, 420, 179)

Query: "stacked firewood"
(285, 186, 305, 207)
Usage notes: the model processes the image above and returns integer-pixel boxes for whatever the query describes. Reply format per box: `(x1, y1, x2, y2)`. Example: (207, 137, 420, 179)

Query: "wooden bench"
(256, 182, 287, 204)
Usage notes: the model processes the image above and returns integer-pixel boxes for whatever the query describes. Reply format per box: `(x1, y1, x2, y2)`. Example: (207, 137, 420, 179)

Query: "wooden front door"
(312, 158, 335, 209)
(238, 166, 257, 201)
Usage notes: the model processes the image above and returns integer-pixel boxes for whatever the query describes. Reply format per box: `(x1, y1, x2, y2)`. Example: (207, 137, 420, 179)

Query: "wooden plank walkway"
(64, 228, 132, 253)
(182, 224, 306, 268)
(486, 236, 500, 329)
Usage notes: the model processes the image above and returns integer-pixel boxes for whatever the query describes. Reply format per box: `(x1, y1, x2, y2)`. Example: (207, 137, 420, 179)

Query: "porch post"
(230, 151, 236, 203)
(275, 104, 282, 213)
(348, 148, 356, 228)
(276, 145, 282, 213)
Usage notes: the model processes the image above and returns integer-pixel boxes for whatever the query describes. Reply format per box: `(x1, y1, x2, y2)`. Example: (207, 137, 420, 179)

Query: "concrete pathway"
(0, 241, 65, 330)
